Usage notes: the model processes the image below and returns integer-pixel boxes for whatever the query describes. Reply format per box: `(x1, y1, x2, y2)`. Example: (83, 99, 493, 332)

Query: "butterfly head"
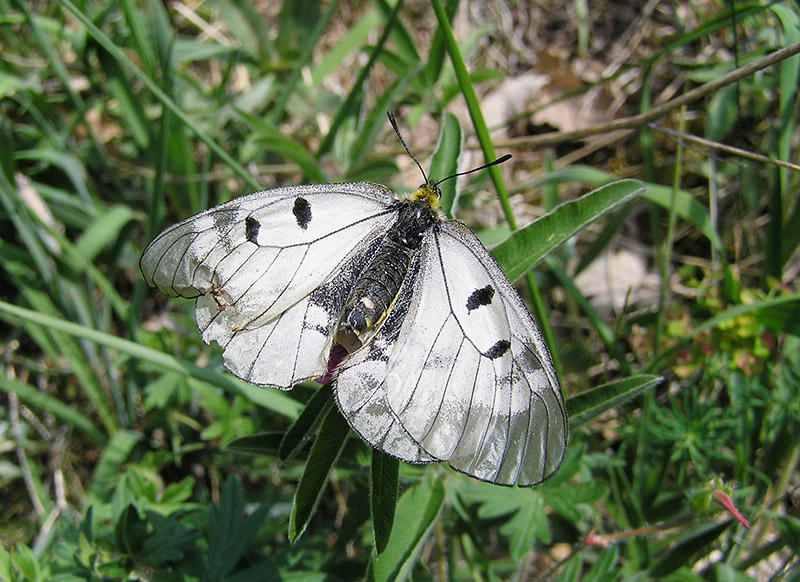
(409, 182, 441, 212)
(386, 110, 511, 214)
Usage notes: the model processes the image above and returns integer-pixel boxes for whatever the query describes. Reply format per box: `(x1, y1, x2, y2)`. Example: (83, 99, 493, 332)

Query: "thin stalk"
(430, 0, 561, 370)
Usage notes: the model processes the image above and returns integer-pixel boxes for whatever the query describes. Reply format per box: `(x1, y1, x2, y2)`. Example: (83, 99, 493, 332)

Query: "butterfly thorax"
(335, 188, 440, 353)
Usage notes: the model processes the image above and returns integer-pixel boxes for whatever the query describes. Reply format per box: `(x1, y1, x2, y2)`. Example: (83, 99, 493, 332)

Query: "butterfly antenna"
(387, 111, 429, 184)
(434, 153, 512, 187)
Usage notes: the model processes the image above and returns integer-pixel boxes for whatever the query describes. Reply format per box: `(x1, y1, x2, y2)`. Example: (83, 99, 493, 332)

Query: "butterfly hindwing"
(336, 220, 567, 486)
(204, 233, 386, 387)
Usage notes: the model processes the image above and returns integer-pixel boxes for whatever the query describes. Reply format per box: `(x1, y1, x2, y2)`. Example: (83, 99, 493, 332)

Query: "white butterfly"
(141, 157, 568, 487)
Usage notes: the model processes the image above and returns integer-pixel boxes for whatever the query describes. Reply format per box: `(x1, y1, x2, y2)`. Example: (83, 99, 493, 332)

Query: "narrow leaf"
(370, 475, 445, 582)
(428, 112, 461, 217)
(235, 108, 329, 183)
(279, 383, 334, 460)
(492, 180, 645, 282)
(227, 432, 284, 455)
(650, 521, 732, 577)
(568, 375, 662, 427)
(371, 450, 399, 555)
(288, 406, 350, 541)
(0, 375, 107, 443)
(0, 301, 302, 419)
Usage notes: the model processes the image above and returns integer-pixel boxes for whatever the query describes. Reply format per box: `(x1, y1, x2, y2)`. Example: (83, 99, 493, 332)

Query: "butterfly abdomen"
(335, 197, 437, 352)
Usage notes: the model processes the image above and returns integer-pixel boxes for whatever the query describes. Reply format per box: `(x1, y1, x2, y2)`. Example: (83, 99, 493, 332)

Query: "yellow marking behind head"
(409, 184, 440, 211)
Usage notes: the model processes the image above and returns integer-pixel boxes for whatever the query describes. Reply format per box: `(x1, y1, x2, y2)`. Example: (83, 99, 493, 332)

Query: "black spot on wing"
(466, 284, 495, 312)
(293, 197, 312, 230)
(484, 339, 511, 360)
(245, 216, 260, 244)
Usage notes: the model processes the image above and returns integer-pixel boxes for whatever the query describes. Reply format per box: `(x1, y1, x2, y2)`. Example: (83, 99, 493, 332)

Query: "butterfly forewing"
(141, 183, 398, 387)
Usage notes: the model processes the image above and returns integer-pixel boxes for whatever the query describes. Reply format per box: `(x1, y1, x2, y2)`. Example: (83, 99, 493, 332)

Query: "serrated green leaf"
(115, 504, 147, 556)
(206, 476, 268, 580)
(139, 511, 200, 566)
(502, 498, 549, 559)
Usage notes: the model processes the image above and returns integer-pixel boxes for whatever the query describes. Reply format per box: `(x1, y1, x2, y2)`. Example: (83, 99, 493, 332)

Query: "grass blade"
(0, 301, 302, 419)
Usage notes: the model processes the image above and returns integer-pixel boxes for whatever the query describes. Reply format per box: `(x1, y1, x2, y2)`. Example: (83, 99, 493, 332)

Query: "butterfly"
(140, 119, 568, 486)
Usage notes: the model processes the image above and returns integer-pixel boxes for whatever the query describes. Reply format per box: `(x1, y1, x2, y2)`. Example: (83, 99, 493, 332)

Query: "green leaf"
(235, 108, 329, 183)
(316, 0, 404, 159)
(423, 0, 459, 87)
(646, 293, 800, 373)
(753, 295, 800, 335)
(74, 205, 136, 263)
(373, 0, 420, 65)
(11, 544, 39, 582)
(310, 9, 380, 86)
(0, 301, 302, 419)
(279, 383, 334, 460)
(349, 65, 424, 170)
(0, 544, 15, 582)
(583, 546, 621, 582)
(650, 521, 732, 577)
(492, 179, 645, 282)
(88, 430, 140, 503)
(515, 166, 731, 268)
(96, 46, 150, 149)
(370, 475, 445, 582)
(58, 0, 261, 190)
(504, 495, 550, 559)
(0, 374, 107, 443)
(568, 375, 663, 427)
(370, 450, 399, 555)
(160, 476, 196, 505)
(428, 112, 461, 217)
(228, 432, 284, 455)
(115, 504, 148, 556)
(138, 511, 200, 566)
(206, 476, 268, 581)
(288, 405, 350, 541)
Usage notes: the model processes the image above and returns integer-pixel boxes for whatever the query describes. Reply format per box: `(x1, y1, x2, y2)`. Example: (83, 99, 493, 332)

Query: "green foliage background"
(1, 0, 799, 580)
